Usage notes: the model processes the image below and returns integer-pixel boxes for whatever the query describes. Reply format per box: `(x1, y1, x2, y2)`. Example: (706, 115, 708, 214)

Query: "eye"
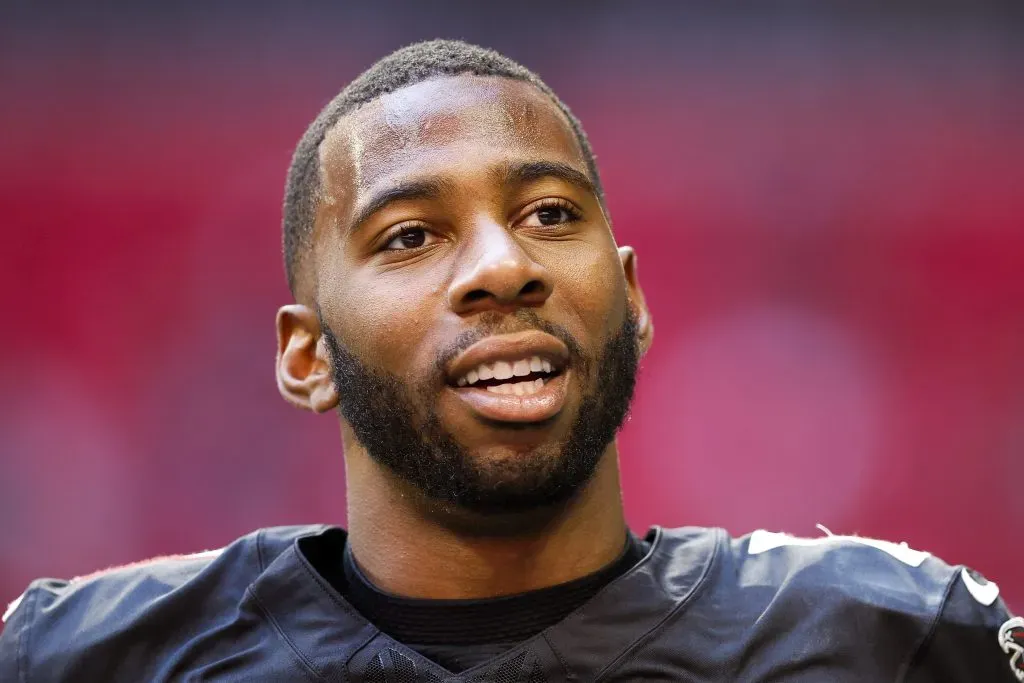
(383, 226, 438, 251)
(519, 201, 581, 228)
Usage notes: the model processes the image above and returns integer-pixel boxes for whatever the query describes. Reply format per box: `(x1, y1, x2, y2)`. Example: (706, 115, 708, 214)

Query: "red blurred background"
(1, 3, 1021, 611)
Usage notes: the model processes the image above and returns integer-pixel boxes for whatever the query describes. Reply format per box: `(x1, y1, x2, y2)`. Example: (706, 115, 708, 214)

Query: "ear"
(275, 304, 339, 413)
(618, 246, 654, 356)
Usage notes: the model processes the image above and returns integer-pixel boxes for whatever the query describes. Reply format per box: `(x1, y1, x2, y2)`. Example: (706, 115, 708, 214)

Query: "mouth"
(445, 331, 571, 424)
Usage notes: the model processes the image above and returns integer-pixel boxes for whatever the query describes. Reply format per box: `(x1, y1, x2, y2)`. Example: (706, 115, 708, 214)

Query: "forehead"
(319, 75, 586, 196)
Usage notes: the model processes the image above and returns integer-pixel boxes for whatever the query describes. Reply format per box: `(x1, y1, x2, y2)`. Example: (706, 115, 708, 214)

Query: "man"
(1, 39, 1018, 682)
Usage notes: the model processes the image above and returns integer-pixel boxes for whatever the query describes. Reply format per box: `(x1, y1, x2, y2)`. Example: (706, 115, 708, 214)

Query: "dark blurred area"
(0, 2, 1021, 611)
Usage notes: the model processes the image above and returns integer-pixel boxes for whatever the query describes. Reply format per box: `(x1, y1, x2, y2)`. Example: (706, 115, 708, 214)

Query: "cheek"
(319, 253, 448, 378)
(551, 243, 626, 335)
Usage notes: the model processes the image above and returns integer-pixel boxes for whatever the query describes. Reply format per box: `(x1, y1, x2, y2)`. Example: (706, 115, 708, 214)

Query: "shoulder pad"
(0, 524, 328, 680)
(732, 528, 956, 614)
(747, 529, 931, 566)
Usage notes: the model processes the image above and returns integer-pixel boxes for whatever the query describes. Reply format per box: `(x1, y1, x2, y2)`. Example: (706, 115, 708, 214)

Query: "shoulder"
(652, 527, 1017, 680)
(715, 528, 962, 621)
(3, 524, 324, 626)
(0, 524, 328, 682)
(691, 527, 1017, 680)
(653, 526, 953, 615)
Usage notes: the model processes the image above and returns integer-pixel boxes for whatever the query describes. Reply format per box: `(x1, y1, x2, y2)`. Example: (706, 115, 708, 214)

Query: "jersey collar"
(249, 525, 721, 681)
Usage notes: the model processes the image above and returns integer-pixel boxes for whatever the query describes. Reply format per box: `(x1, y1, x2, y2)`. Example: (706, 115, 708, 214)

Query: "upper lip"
(445, 330, 570, 386)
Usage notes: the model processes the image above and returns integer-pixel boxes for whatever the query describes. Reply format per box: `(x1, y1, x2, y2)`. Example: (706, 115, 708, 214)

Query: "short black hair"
(282, 39, 603, 298)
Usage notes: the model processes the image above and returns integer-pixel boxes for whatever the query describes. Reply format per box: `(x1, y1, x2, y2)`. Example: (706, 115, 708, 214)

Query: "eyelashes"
(378, 198, 583, 252)
(522, 198, 581, 228)
(382, 225, 435, 251)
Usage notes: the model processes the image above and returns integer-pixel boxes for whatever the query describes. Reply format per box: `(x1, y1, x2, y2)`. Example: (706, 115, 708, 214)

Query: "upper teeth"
(456, 355, 554, 387)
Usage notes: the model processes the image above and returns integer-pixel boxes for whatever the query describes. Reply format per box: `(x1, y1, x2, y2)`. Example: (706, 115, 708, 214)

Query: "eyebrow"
(349, 178, 451, 233)
(500, 160, 597, 197)
(347, 160, 596, 234)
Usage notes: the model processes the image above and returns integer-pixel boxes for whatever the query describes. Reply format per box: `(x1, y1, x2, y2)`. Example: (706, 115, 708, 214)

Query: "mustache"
(433, 310, 587, 377)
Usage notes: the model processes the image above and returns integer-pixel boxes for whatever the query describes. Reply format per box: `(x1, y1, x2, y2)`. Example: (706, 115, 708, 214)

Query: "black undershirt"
(333, 533, 648, 673)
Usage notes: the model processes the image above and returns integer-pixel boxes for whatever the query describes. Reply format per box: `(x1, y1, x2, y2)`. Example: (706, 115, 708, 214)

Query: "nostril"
(453, 278, 549, 311)
(520, 280, 544, 296)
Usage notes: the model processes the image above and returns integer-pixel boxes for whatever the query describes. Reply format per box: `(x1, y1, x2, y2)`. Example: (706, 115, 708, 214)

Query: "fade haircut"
(282, 39, 604, 297)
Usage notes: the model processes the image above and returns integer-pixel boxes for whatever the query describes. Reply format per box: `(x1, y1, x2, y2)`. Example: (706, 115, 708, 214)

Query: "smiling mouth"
(453, 355, 562, 395)
(444, 331, 572, 424)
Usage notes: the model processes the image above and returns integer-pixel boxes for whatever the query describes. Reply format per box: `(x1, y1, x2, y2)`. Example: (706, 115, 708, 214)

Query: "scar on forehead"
(502, 90, 542, 126)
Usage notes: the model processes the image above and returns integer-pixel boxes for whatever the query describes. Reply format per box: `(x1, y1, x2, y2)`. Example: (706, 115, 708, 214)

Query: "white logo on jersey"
(960, 567, 1000, 606)
(2, 593, 24, 623)
(747, 529, 929, 567)
(998, 617, 1024, 681)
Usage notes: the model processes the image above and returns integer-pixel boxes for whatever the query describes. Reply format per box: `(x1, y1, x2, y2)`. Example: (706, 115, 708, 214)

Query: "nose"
(447, 222, 553, 315)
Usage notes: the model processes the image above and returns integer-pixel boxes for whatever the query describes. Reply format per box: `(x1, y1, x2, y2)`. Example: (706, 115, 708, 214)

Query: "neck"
(342, 437, 628, 600)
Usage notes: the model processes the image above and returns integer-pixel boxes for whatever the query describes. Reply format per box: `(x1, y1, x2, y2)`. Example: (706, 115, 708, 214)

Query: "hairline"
(316, 72, 600, 201)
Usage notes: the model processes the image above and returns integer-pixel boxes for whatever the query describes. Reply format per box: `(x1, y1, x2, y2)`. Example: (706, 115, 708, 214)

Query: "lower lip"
(449, 371, 570, 424)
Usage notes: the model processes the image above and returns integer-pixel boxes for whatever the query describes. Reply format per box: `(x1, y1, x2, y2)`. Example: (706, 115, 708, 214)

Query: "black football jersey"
(0, 524, 1018, 682)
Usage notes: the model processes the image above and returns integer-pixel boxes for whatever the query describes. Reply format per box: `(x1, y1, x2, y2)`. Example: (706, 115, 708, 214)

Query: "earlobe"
(618, 246, 654, 355)
(276, 304, 339, 413)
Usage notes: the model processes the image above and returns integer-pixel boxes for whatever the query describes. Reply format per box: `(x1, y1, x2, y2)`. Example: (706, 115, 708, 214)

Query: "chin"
(448, 422, 571, 461)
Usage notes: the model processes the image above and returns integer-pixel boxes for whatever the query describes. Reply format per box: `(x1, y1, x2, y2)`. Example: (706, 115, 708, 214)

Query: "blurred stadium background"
(1, 3, 1021, 611)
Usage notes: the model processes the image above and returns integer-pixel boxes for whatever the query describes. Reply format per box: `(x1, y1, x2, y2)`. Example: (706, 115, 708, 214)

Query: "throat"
(341, 427, 630, 600)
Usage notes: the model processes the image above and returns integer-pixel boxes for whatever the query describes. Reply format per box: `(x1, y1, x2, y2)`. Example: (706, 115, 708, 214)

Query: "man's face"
(309, 75, 648, 512)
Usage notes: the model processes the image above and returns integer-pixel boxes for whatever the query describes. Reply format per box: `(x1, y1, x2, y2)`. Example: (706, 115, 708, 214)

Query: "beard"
(321, 308, 639, 515)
